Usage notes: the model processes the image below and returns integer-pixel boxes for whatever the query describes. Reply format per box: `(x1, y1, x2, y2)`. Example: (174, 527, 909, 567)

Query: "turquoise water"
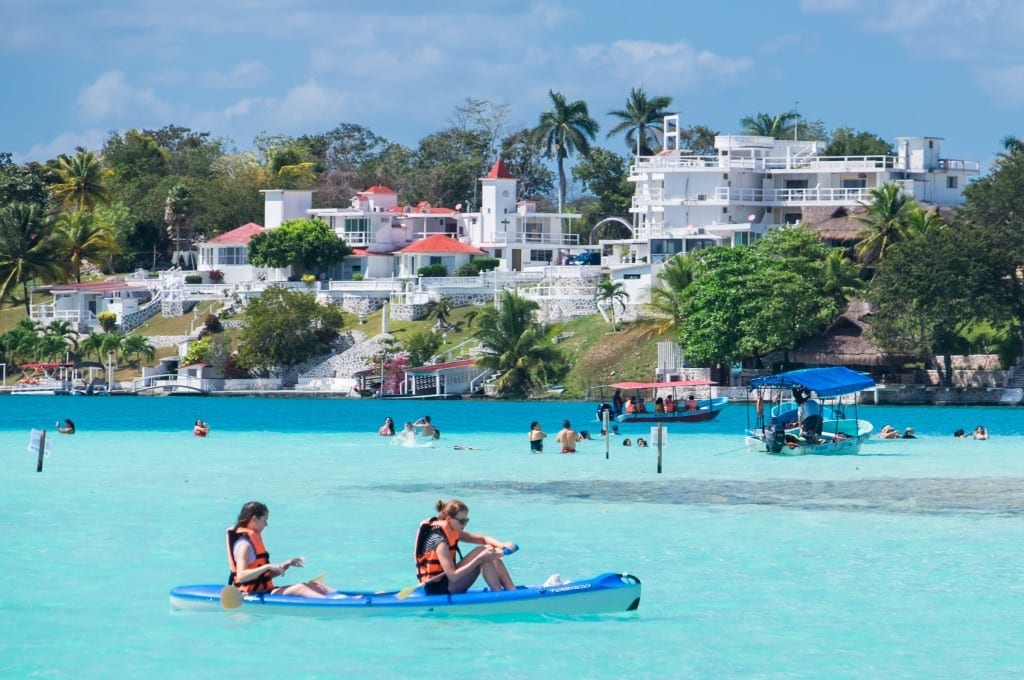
(2, 397, 1023, 678)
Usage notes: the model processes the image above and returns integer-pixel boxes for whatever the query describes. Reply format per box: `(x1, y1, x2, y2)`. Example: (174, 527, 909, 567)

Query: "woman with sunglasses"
(414, 499, 516, 595)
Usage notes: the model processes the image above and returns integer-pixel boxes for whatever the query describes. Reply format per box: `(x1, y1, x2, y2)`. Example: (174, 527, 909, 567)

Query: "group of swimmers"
(954, 425, 989, 439)
(878, 425, 915, 439)
(379, 415, 440, 441)
(227, 498, 515, 599)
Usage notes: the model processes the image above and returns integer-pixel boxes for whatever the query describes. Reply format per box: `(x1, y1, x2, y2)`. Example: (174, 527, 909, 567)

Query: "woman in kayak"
(414, 499, 516, 595)
(227, 501, 333, 597)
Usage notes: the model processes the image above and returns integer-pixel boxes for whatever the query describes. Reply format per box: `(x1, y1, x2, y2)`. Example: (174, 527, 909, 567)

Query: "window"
(216, 247, 247, 266)
(841, 178, 866, 188)
(947, 176, 958, 189)
(783, 212, 802, 224)
(529, 250, 553, 262)
(524, 221, 543, 243)
(650, 239, 683, 255)
(343, 217, 371, 240)
(734, 232, 760, 246)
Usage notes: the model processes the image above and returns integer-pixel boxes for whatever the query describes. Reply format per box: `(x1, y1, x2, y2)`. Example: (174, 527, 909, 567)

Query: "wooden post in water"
(603, 410, 610, 460)
(656, 421, 663, 474)
(36, 429, 46, 472)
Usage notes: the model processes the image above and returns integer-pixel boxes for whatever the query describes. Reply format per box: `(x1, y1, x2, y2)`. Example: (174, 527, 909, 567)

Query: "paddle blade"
(310, 572, 328, 584)
(396, 583, 420, 600)
(220, 585, 243, 609)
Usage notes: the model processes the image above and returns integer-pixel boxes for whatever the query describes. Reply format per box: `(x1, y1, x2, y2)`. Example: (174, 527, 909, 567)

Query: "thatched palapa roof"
(789, 299, 917, 367)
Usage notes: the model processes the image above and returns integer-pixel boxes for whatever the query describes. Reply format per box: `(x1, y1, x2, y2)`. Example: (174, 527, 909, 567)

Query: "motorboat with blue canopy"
(745, 367, 875, 455)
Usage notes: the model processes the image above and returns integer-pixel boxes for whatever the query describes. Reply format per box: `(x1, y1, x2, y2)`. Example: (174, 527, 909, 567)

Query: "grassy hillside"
(1, 291, 670, 395)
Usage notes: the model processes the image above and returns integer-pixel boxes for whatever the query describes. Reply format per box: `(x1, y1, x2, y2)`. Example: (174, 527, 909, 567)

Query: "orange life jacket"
(226, 526, 275, 594)
(414, 517, 460, 582)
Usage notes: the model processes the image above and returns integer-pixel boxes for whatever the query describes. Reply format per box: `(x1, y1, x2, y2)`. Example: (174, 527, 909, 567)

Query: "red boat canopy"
(611, 380, 715, 390)
(19, 363, 74, 371)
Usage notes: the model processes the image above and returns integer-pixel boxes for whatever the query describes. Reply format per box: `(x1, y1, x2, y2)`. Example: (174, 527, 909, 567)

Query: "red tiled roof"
(361, 185, 396, 195)
(486, 159, 514, 179)
(207, 222, 264, 245)
(398, 234, 485, 255)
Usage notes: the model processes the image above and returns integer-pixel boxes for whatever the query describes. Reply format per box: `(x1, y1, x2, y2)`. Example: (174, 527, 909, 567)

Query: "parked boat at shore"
(596, 380, 728, 424)
(745, 366, 875, 455)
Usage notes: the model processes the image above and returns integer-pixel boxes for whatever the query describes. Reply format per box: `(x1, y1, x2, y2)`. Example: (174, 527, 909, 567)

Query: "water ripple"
(375, 478, 1024, 516)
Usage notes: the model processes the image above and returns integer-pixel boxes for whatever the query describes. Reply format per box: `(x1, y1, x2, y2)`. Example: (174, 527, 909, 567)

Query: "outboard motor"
(597, 403, 612, 421)
(768, 421, 786, 453)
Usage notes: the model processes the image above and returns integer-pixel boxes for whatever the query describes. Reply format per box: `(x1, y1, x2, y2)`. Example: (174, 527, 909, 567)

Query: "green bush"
(184, 274, 203, 284)
(352, 273, 364, 281)
(97, 311, 118, 332)
(418, 263, 448, 277)
(455, 257, 500, 277)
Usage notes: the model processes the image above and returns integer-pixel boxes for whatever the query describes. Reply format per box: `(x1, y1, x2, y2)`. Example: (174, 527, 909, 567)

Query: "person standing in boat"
(414, 499, 515, 595)
(795, 388, 822, 442)
(227, 501, 334, 598)
(612, 389, 624, 416)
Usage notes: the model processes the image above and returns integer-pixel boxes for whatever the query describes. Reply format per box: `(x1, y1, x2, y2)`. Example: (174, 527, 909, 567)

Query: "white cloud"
(578, 40, 752, 90)
(200, 60, 271, 89)
(75, 70, 171, 122)
(17, 129, 108, 162)
(977, 64, 1024, 109)
(799, 0, 860, 12)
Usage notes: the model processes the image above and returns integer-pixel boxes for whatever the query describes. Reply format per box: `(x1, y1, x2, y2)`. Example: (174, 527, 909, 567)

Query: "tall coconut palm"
(165, 183, 196, 268)
(424, 296, 453, 331)
(532, 90, 599, 213)
(0, 202, 64, 313)
(44, 319, 80, 354)
(122, 334, 156, 367)
(606, 88, 674, 157)
(854, 183, 915, 269)
(739, 111, 801, 139)
(52, 210, 121, 282)
(595, 278, 629, 328)
(51, 149, 111, 212)
(79, 332, 107, 363)
(473, 290, 562, 397)
(903, 206, 947, 241)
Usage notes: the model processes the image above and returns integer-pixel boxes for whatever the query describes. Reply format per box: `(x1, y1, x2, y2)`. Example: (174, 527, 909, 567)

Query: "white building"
(608, 114, 981, 267)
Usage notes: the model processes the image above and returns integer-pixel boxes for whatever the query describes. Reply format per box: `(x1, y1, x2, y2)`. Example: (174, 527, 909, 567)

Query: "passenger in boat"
(612, 389, 624, 416)
(795, 389, 822, 443)
(227, 501, 334, 598)
(685, 395, 698, 411)
(555, 420, 581, 453)
(636, 397, 648, 413)
(528, 421, 546, 453)
(56, 419, 75, 435)
(654, 397, 664, 413)
(973, 425, 989, 440)
(414, 499, 515, 595)
(625, 398, 636, 414)
(415, 416, 436, 438)
(379, 417, 396, 436)
(663, 394, 676, 413)
(193, 420, 209, 437)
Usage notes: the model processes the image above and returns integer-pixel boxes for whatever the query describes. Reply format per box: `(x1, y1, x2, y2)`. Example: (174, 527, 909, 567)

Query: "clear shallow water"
(2, 397, 1023, 678)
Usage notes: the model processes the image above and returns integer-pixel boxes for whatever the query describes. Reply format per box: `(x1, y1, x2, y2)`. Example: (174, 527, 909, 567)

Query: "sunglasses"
(451, 516, 469, 526)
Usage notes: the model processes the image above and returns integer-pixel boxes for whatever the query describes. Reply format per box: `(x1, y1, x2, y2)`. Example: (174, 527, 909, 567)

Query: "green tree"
(237, 287, 346, 372)
(677, 124, 719, 156)
(51, 149, 111, 212)
(247, 218, 351, 275)
(866, 225, 1003, 384)
(0, 202, 63, 312)
(642, 254, 695, 337)
(44, 319, 80, 354)
(823, 128, 894, 156)
(606, 87, 674, 157)
(854, 183, 915, 269)
(739, 111, 800, 139)
(122, 334, 156, 367)
(595, 278, 629, 328)
(473, 290, 563, 397)
(79, 332, 107, 363)
(570, 148, 633, 236)
(52, 210, 121, 282)
(500, 128, 555, 201)
(821, 251, 863, 316)
(0, 153, 56, 208)
(164, 183, 196, 267)
(403, 329, 442, 368)
(424, 296, 453, 330)
(0, 319, 43, 366)
(532, 90, 600, 212)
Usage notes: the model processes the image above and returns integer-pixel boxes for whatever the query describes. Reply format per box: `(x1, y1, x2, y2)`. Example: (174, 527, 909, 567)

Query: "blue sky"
(3, 0, 1023, 173)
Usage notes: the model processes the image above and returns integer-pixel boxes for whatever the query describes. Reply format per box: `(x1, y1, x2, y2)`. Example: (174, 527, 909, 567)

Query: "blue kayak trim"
(170, 572, 641, 616)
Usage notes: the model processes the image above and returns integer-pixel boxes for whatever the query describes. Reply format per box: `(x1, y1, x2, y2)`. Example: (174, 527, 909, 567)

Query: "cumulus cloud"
(977, 64, 1024, 109)
(17, 129, 108, 162)
(75, 70, 171, 122)
(577, 40, 752, 91)
(200, 60, 271, 89)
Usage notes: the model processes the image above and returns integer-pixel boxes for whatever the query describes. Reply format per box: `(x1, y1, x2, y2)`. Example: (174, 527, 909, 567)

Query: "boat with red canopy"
(596, 379, 729, 424)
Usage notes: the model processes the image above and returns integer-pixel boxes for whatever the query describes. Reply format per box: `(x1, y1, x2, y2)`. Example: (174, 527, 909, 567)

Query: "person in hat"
(902, 427, 916, 439)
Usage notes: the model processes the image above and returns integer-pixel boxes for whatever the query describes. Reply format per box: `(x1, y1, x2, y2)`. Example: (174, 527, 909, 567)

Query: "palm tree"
(424, 296, 453, 331)
(122, 334, 156, 367)
(532, 90, 599, 213)
(0, 319, 44, 367)
(641, 254, 694, 336)
(51, 149, 111, 212)
(594, 278, 629, 328)
(473, 290, 563, 397)
(44, 319, 80, 355)
(79, 332, 107, 363)
(854, 183, 915, 269)
(821, 251, 863, 315)
(165, 183, 196, 268)
(739, 111, 801, 139)
(0, 202, 65, 313)
(52, 210, 121, 282)
(100, 332, 124, 365)
(606, 88, 674, 157)
(903, 206, 947, 241)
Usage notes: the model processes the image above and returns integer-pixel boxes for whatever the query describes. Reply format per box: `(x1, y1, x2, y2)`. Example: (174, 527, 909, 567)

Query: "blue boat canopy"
(748, 366, 875, 397)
